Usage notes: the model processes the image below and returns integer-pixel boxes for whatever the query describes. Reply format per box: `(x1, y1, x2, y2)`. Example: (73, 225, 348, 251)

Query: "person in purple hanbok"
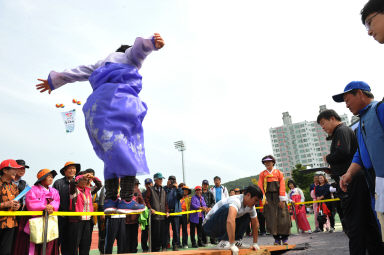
(36, 33, 165, 213)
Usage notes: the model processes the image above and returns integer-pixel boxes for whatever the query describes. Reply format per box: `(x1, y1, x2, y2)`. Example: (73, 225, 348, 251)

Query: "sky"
(1, 0, 384, 188)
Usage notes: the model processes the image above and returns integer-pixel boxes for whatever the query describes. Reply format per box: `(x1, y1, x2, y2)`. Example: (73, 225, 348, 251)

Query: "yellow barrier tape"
(255, 198, 340, 209)
(153, 210, 203, 216)
(0, 209, 203, 216)
(0, 199, 339, 216)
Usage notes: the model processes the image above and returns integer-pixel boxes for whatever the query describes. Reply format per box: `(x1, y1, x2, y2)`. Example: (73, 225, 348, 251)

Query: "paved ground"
(242, 231, 349, 254)
(90, 214, 349, 254)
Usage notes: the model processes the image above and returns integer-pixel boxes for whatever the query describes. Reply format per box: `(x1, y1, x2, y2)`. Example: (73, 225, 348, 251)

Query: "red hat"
(194, 185, 202, 190)
(0, 159, 23, 171)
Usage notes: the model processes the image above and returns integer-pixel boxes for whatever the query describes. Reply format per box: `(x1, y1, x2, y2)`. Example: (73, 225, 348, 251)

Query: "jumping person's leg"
(116, 176, 145, 213)
(104, 178, 119, 213)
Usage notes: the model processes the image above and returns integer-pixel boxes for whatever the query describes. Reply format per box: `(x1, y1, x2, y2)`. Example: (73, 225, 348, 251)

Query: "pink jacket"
(69, 175, 102, 220)
(24, 185, 60, 236)
(26, 185, 60, 212)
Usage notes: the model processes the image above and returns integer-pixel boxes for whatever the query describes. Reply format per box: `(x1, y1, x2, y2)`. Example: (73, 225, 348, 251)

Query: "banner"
(61, 109, 76, 133)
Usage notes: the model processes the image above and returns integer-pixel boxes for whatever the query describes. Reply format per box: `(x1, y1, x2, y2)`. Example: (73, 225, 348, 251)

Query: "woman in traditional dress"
(258, 155, 291, 245)
(315, 174, 335, 232)
(310, 174, 320, 232)
(13, 169, 60, 255)
(287, 180, 311, 233)
(36, 33, 165, 213)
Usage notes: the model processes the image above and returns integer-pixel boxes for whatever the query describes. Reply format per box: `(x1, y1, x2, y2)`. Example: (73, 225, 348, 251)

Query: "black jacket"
(326, 123, 357, 177)
(202, 190, 215, 208)
(53, 177, 73, 211)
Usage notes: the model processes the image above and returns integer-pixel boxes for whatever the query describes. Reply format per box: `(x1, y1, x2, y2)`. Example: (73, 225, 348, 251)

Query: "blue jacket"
(164, 186, 183, 214)
(352, 101, 384, 178)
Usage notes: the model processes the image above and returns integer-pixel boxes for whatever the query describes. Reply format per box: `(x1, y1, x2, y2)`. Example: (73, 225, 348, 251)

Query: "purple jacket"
(190, 195, 206, 224)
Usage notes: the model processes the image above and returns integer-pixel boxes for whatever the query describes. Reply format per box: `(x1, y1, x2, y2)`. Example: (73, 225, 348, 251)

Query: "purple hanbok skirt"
(83, 62, 150, 180)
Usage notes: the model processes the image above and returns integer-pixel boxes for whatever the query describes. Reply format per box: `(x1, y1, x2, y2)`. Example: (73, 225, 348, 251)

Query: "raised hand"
(36, 78, 51, 94)
(153, 33, 165, 49)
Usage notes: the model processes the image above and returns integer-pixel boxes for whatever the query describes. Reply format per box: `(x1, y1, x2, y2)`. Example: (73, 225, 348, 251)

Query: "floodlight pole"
(174, 140, 186, 184)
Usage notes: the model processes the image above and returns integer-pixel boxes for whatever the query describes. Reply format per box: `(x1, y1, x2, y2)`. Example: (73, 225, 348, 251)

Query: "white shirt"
(203, 194, 257, 224)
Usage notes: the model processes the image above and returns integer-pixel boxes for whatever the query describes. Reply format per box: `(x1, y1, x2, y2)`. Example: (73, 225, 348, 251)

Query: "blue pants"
(203, 204, 250, 241)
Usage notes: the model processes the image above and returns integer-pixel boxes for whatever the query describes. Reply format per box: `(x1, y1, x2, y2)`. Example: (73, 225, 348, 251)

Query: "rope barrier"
(0, 198, 340, 216)
(0, 208, 203, 216)
(255, 198, 340, 209)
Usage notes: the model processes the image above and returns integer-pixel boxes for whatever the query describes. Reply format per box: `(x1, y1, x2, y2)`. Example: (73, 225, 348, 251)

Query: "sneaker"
(183, 245, 188, 249)
(307, 230, 312, 234)
(216, 240, 230, 249)
(173, 245, 179, 251)
(282, 239, 288, 245)
(329, 227, 334, 233)
(274, 239, 281, 245)
(103, 199, 118, 214)
(198, 243, 206, 247)
(192, 243, 198, 248)
(116, 199, 145, 214)
(313, 228, 321, 233)
(235, 239, 250, 248)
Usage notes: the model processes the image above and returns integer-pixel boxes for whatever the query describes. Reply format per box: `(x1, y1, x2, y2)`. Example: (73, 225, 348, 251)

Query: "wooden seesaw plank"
(135, 244, 296, 255)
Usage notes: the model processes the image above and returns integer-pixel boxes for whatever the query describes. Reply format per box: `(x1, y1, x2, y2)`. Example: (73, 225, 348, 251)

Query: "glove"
(230, 243, 239, 255)
(252, 243, 260, 250)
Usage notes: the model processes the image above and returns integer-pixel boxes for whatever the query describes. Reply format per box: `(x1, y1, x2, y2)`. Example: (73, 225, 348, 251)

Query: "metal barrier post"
(42, 210, 49, 255)
(149, 212, 152, 252)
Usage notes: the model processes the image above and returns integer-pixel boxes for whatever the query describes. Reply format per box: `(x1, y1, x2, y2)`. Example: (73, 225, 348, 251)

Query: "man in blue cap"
(334, 81, 384, 250)
(145, 173, 169, 251)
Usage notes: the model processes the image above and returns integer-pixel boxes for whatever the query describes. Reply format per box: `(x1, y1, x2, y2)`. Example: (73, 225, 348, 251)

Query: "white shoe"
(234, 239, 250, 248)
(217, 240, 230, 249)
(183, 245, 188, 249)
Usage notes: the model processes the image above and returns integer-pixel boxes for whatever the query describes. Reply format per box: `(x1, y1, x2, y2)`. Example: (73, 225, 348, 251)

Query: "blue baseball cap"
(144, 178, 153, 184)
(332, 81, 371, 103)
(153, 172, 165, 180)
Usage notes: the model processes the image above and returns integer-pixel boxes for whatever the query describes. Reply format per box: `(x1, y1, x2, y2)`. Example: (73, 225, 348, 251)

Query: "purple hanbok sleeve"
(124, 37, 156, 70)
(48, 61, 102, 90)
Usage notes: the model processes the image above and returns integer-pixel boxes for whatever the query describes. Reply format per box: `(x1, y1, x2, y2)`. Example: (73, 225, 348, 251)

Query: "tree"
(290, 164, 314, 201)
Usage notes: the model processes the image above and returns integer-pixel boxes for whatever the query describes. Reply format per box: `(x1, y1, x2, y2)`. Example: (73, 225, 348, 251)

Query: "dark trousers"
(97, 216, 106, 254)
(331, 175, 346, 230)
(203, 204, 250, 241)
(141, 219, 149, 251)
(190, 218, 204, 245)
(202, 213, 216, 244)
(58, 216, 71, 255)
(0, 227, 16, 255)
(342, 171, 384, 255)
(257, 210, 266, 234)
(68, 220, 92, 255)
(126, 223, 139, 253)
(151, 219, 166, 252)
(180, 214, 189, 246)
(104, 217, 127, 254)
(164, 216, 180, 247)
